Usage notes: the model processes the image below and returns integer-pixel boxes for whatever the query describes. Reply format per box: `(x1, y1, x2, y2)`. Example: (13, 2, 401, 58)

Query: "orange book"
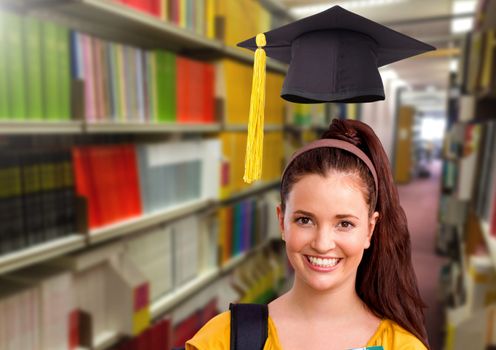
(176, 56, 190, 123)
(203, 63, 215, 123)
(122, 145, 142, 218)
(72, 147, 101, 228)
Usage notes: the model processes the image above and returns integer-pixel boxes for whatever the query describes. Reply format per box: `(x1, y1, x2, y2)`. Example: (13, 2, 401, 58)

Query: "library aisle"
(398, 160, 446, 350)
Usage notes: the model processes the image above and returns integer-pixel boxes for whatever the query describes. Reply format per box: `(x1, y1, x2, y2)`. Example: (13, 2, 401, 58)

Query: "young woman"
(186, 119, 429, 349)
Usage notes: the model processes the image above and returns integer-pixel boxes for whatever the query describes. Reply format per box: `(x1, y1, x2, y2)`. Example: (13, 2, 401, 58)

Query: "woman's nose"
(310, 226, 336, 252)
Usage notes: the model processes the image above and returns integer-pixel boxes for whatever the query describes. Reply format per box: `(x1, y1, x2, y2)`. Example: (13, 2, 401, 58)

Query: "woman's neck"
(284, 276, 369, 323)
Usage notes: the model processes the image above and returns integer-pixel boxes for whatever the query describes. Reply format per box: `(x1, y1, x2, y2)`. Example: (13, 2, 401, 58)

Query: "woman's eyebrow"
(335, 214, 359, 220)
(293, 210, 314, 217)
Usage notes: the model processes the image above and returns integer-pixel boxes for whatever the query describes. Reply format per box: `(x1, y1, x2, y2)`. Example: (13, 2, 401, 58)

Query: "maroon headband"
(282, 139, 378, 191)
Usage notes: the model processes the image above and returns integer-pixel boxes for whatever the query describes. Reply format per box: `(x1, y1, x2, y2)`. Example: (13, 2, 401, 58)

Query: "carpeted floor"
(397, 160, 447, 350)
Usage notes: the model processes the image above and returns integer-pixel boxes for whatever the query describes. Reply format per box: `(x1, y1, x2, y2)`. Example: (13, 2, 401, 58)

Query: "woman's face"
(277, 171, 379, 293)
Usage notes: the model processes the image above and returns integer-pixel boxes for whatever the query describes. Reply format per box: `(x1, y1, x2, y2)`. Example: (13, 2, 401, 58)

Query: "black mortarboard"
(238, 5, 435, 184)
(237, 5, 435, 103)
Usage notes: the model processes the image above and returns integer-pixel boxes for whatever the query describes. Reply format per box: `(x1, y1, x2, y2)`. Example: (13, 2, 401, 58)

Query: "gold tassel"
(243, 33, 266, 184)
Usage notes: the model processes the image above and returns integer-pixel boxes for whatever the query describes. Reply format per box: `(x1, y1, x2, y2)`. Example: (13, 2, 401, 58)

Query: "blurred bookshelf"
(436, 1, 496, 348)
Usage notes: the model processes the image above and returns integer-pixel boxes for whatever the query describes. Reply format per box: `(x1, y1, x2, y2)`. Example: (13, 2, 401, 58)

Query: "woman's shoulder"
(367, 319, 428, 350)
(186, 311, 231, 350)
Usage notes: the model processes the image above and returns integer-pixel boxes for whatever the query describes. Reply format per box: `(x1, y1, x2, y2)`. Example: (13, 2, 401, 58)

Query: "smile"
(306, 255, 342, 268)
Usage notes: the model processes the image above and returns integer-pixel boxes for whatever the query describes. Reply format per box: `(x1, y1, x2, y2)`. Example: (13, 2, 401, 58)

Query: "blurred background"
(0, 0, 494, 349)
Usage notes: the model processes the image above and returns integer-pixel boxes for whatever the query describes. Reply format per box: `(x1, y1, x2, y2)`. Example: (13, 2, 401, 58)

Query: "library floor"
(397, 159, 446, 350)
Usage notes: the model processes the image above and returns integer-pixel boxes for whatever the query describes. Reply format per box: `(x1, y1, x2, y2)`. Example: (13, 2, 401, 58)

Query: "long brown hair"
(280, 118, 429, 348)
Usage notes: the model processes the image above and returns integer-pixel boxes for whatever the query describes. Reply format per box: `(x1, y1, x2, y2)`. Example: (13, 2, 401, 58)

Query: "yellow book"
(223, 60, 251, 125)
(179, 0, 187, 28)
(160, 0, 168, 21)
(132, 308, 150, 336)
(205, 0, 215, 39)
(467, 32, 483, 93)
(481, 29, 495, 91)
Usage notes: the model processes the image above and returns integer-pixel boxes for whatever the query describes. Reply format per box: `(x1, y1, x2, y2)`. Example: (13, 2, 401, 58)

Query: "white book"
(5, 265, 74, 350)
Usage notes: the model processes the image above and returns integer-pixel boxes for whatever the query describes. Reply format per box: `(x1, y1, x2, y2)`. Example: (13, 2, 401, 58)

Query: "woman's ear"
(276, 204, 285, 241)
(364, 211, 379, 249)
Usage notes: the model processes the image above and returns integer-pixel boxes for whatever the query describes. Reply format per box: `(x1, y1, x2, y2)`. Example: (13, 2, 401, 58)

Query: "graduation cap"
(238, 5, 435, 183)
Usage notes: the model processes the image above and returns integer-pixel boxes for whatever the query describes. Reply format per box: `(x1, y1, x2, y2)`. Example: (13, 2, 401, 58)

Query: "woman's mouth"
(305, 255, 342, 270)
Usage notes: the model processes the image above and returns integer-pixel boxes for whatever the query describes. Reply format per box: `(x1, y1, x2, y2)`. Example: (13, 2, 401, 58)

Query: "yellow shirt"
(186, 311, 427, 350)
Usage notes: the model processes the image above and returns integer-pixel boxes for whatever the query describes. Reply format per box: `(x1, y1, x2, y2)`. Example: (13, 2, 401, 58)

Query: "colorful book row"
(72, 32, 215, 124)
(73, 139, 221, 230)
(218, 190, 280, 264)
(115, 0, 216, 39)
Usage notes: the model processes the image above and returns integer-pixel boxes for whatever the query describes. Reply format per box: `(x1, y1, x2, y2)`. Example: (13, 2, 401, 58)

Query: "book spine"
(57, 25, 71, 120)
(5, 12, 27, 119)
(23, 16, 44, 120)
(0, 11, 10, 119)
(42, 21, 61, 120)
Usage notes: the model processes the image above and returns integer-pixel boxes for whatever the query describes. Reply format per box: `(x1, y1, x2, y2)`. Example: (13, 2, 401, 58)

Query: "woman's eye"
(338, 221, 354, 229)
(295, 217, 312, 225)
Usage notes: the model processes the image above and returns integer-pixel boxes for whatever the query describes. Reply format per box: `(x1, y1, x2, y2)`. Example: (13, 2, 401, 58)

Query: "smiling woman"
(186, 118, 429, 350)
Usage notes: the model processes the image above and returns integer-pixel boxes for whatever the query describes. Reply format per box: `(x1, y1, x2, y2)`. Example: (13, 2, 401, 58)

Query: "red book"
(149, 0, 161, 17)
(201, 298, 218, 324)
(68, 309, 79, 349)
(157, 318, 171, 350)
(189, 59, 203, 123)
(176, 57, 190, 123)
(169, 0, 179, 25)
(122, 0, 152, 14)
(172, 311, 201, 347)
(90, 146, 116, 226)
(118, 145, 142, 218)
(72, 147, 101, 228)
(203, 63, 215, 123)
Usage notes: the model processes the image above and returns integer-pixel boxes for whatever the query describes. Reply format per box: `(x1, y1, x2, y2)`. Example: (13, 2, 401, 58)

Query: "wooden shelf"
(89, 198, 213, 245)
(0, 121, 84, 134)
(0, 235, 86, 275)
(85, 122, 221, 134)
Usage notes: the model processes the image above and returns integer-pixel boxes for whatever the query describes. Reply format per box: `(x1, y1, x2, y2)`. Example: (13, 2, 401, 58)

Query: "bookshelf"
(0, 234, 85, 275)
(13, 0, 288, 74)
(437, 2, 496, 348)
(0, 1, 297, 349)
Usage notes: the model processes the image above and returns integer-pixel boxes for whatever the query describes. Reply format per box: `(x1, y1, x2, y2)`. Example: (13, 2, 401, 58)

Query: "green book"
(41, 21, 61, 120)
(4, 12, 27, 120)
(23, 16, 44, 120)
(57, 26, 71, 120)
(146, 51, 157, 123)
(155, 50, 176, 123)
(0, 11, 10, 119)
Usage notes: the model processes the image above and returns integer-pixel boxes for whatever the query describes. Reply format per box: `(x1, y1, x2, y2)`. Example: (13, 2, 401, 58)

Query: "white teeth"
(307, 256, 340, 267)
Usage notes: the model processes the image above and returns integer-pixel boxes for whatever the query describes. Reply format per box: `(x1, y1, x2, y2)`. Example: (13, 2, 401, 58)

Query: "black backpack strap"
(229, 303, 268, 350)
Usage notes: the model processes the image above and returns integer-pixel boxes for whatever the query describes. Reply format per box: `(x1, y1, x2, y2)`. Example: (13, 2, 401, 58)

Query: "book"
(4, 11, 27, 120)
(23, 16, 44, 120)
(5, 265, 75, 350)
